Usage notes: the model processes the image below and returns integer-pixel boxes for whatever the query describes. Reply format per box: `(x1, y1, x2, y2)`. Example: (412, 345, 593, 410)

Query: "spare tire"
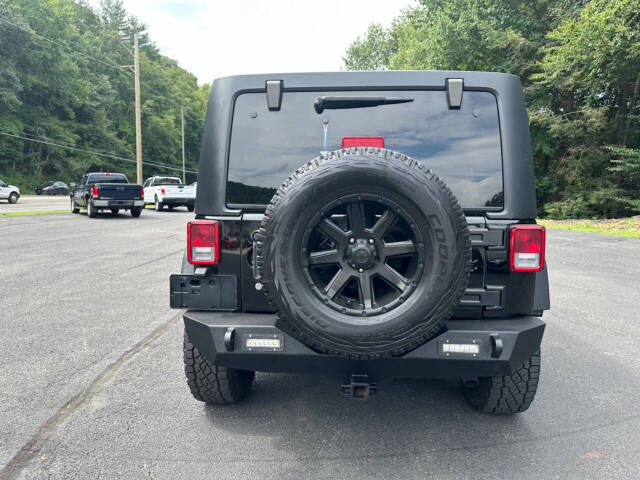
(255, 148, 471, 359)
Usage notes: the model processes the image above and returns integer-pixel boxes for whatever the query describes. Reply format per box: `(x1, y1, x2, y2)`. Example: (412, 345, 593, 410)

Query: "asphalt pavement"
(0, 195, 70, 213)
(1, 210, 639, 479)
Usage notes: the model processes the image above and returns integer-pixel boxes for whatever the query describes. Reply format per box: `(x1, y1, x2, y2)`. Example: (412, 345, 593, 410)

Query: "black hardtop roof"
(196, 70, 537, 219)
(211, 70, 520, 87)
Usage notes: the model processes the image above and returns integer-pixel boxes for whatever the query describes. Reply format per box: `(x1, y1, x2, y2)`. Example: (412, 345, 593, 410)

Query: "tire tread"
(464, 350, 541, 414)
(183, 332, 254, 404)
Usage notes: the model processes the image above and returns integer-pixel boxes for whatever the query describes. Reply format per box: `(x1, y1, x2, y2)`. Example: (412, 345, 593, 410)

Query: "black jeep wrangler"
(170, 71, 550, 414)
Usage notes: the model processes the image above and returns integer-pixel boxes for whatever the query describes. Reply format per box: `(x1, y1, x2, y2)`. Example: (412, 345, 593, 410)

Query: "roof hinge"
(266, 80, 283, 111)
(446, 78, 463, 109)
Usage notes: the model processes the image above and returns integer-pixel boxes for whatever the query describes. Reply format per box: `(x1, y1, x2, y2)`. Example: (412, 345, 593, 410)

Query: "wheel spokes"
(375, 264, 408, 292)
(324, 268, 352, 299)
(317, 218, 348, 246)
(370, 209, 397, 239)
(358, 272, 374, 309)
(306, 196, 421, 315)
(308, 249, 340, 266)
(347, 202, 366, 235)
(382, 240, 416, 259)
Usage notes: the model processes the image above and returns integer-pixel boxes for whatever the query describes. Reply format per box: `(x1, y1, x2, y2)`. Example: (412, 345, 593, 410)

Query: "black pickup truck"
(70, 172, 144, 218)
(171, 71, 550, 414)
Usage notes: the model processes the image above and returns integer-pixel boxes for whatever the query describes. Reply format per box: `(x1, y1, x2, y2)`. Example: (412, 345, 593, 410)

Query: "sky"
(90, 0, 412, 84)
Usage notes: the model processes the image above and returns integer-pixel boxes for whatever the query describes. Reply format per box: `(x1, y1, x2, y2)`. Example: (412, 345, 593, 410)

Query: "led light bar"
(244, 336, 283, 351)
(442, 343, 480, 354)
(246, 338, 281, 348)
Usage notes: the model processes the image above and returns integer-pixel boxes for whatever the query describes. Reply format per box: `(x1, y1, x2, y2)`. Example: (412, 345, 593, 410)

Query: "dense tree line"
(344, 0, 640, 218)
(0, 0, 210, 191)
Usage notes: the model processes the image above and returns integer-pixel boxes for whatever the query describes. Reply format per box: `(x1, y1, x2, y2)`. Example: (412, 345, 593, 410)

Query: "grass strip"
(538, 217, 640, 239)
(0, 209, 69, 217)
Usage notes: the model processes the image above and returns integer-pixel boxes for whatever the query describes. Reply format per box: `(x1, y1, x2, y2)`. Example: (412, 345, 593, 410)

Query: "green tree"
(0, 0, 208, 191)
(344, 24, 396, 70)
(343, 0, 640, 218)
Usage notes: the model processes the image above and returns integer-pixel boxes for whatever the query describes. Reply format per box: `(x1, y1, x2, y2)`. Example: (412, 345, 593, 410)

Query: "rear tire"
(187, 204, 195, 212)
(155, 196, 163, 211)
(87, 199, 97, 218)
(8, 193, 18, 204)
(183, 332, 254, 405)
(463, 350, 541, 414)
(131, 207, 142, 217)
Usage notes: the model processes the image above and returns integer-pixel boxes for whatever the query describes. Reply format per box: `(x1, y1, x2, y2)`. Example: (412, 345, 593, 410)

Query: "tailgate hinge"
(266, 80, 283, 110)
(446, 78, 464, 109)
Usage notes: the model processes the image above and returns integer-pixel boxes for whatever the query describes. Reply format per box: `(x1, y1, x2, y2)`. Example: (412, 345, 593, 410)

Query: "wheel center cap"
(347, 239, 377, 270)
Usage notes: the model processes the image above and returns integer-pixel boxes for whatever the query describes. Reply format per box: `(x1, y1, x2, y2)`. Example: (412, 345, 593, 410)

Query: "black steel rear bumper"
(93, 199, 144, 208)
(162, 198, 194, 206)
(183, 311, 545, 381)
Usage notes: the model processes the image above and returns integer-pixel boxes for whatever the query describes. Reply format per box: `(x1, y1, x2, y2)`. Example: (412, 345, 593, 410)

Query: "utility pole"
(181, 106, 186, 183)
(133, 34, 143, 184)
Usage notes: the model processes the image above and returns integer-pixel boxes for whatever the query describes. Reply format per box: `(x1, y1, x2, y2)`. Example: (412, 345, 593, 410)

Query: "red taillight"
(510, 225, 545, 272)
(140, 187, 144, 198)
(161, 188, 165, 195)
(91, 186, 99, 198)
(187, 220, 220, 265)
(341, 137, 385, 149)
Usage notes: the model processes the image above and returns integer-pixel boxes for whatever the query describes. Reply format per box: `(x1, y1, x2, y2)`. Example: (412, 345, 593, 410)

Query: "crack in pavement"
(0, 311, 183, 480)
(125, 248, 184, 271)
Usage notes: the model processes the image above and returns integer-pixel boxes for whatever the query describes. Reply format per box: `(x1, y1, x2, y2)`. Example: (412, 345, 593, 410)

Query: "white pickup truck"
(143, 176, 196, 211)
(0, 178, 20, 203)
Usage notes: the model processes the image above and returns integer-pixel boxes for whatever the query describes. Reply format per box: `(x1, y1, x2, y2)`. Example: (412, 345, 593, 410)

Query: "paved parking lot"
(0, 195, 70, 213)
(1, 210, 639, 479)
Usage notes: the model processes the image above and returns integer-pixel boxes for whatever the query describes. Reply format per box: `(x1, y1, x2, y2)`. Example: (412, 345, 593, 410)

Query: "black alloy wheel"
(302, 194, 423, 317)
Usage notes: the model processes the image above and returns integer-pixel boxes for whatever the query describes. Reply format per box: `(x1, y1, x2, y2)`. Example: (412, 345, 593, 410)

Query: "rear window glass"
(88, 174, 128, 184)
(227, 90, 503, 208)
(155, 177, 182, 185)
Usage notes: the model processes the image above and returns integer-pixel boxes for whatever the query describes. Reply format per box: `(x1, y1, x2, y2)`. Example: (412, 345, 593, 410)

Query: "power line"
(0, 16, 125, 72)
(0, 16, 185, 109)
(0, 130, 132, 162)
(1, 13, 196, 173)
(11, 129, 140, 161)
(0, 131, 197, 174)
(14, 129, 136, 159)
(116, 37, 134, 57)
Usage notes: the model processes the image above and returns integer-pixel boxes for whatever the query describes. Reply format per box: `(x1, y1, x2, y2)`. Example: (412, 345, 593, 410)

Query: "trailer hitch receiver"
(341, 375, 378, 400)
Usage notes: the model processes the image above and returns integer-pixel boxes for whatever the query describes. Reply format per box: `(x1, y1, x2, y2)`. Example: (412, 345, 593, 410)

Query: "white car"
(143, 176, 196, 211)
(0, 179, 20, 204)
